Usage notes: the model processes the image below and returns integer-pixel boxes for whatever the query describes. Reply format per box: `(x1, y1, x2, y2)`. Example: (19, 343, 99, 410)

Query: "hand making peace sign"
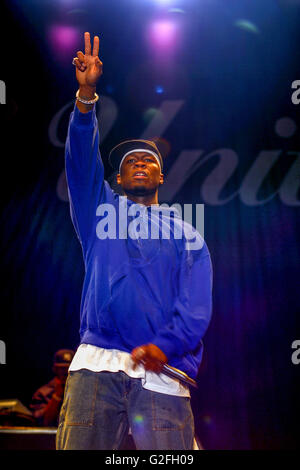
(73, 32, 103, 88)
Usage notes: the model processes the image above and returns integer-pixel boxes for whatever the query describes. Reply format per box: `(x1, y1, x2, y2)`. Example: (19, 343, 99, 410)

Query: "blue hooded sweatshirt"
(65, 103, 213, 379)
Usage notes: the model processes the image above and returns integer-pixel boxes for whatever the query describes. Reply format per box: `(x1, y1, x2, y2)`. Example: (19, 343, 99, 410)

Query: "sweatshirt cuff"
(72, 102, 96, 126)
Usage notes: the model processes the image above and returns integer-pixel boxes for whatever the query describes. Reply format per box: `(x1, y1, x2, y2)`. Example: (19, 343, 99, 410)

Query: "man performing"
(56, 32, 213, 450)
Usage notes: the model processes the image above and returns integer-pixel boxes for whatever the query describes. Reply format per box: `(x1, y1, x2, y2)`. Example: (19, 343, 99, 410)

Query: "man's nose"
(134, 161, 146, 168)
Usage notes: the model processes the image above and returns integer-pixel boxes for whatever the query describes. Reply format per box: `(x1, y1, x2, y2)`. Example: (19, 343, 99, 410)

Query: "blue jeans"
(56, 369, 195, 450)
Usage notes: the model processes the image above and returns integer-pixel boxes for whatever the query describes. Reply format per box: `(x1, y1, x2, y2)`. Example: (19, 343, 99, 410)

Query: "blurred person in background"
(30, 349, 74, 427)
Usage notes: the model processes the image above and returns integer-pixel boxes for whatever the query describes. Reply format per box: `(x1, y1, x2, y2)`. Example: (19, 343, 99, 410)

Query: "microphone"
(161, 364, 198, 388)
(132, 346, 198, 388)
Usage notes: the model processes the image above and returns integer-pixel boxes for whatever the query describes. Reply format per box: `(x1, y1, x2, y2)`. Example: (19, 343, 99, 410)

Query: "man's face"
(116, 151, 164, 196)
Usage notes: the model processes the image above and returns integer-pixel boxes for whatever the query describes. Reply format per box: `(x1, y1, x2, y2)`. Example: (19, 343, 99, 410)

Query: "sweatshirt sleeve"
(151, 242, 213, 362)
(65, 103, 108, 248)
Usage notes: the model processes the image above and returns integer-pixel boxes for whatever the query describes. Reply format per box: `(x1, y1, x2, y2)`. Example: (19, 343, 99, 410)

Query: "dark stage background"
(0, 0, 299, 449)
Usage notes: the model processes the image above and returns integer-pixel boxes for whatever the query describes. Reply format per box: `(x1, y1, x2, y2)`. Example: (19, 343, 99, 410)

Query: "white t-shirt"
(69, 343, 190, 397)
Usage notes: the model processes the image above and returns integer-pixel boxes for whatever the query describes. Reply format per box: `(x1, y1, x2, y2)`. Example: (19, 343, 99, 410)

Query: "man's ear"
(159, 173, 164, 185)
(116, 173, 121, 185)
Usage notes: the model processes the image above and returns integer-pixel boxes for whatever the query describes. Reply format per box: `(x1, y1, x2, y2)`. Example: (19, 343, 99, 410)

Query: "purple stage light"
(48, 25, 79, 62)
(148, 19, 179, 51)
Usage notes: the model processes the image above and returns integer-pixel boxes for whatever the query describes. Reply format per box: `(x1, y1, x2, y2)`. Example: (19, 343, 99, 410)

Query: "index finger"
(84, 32, 91, 55)
(92, 35, 100, 57)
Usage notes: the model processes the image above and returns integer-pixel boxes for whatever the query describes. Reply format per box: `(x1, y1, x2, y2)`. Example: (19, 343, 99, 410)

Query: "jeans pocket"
(63, 370, 98, 427)
(151, 394, 193, 431)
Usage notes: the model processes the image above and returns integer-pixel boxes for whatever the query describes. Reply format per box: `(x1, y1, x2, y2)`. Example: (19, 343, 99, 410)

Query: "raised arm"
(65, 32, 108, 249)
